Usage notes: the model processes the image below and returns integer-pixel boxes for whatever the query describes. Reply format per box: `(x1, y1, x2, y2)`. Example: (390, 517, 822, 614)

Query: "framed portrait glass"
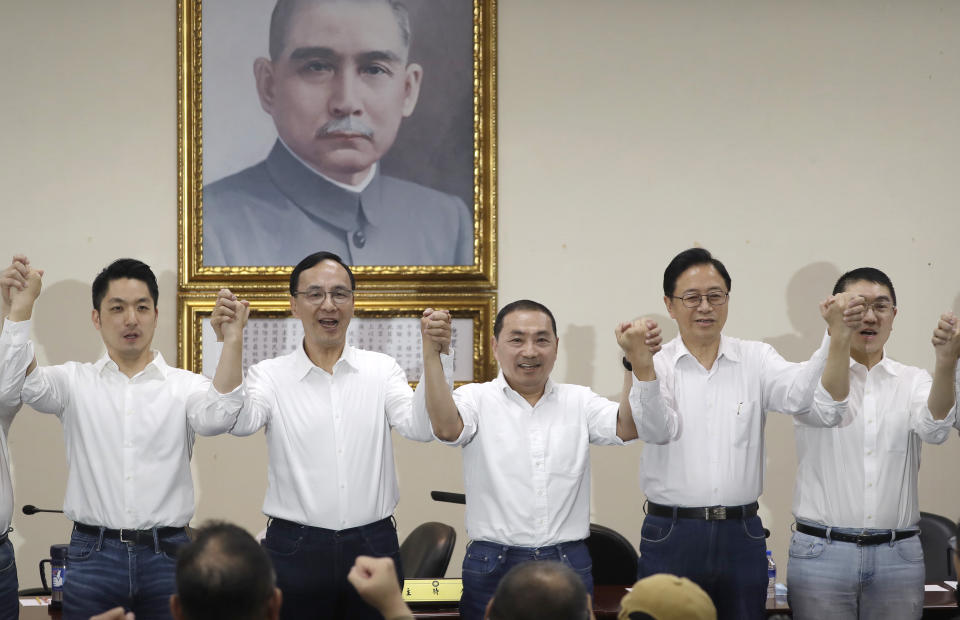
(177, 0, 497, 290)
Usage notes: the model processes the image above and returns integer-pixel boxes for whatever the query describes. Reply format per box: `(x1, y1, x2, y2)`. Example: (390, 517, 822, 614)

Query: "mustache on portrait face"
(315, 116, 374, 139)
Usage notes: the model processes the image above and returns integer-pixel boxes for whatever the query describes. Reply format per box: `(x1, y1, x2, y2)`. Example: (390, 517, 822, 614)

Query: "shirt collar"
(671, 334, 739, 366)
(493, 371, 557, 403)
(849, 350, 898, 376)
(292, 340, 357, 380)
(93, 350, 166, 380)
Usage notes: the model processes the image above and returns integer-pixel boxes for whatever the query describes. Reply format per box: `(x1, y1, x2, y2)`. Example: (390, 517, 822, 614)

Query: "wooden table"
(19, 583, 960, 619)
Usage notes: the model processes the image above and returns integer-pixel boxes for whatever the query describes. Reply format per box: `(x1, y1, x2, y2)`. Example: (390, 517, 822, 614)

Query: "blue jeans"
(62, 526, 190, 620)
(787, 527, 924, 620)
(459, 540, 593, 620)
(0, 537, 18, 620)
(263, 516, 403, 620)
(637, 514, 768, 620)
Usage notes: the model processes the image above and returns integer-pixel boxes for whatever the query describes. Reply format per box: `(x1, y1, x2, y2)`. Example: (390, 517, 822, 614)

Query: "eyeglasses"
(671, 291, 729, 309)
(292, 287, 354, 305)
(861, 299, 895, 315)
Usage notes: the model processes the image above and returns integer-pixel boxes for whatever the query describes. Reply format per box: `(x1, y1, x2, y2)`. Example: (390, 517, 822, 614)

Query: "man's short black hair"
(91, 258, 159, 311)
(662, 247, 732, 297)
(175, 522, 276, 620)
(290, 251, 356, 295)
(493, 300, 558, 339)
(487, 561, 590, 620)
(268, 0, 412, 61)
(832, 267, 897, 306)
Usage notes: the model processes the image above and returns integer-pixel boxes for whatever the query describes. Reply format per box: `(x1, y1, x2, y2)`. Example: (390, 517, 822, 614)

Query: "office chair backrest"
(400, 521, 457, 579)
(919, 511, 957, 582)
(586, 523, 638, 585)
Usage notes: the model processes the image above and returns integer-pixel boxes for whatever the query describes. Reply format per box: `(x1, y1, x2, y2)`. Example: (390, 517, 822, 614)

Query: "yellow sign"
(402, 578, 463, 603)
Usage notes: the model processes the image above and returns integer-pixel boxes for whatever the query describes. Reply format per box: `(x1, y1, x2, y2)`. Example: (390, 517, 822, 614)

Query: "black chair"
(919, 511, 957, 582)
(585, 523, 638, 585)
(400, 521, 457, 579)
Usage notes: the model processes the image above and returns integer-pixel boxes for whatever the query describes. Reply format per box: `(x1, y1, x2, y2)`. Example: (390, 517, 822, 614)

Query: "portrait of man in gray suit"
(202, 0, 473, 267)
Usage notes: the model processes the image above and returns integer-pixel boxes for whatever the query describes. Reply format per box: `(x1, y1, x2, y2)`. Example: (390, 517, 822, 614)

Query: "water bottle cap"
(766, 550, 772, 556)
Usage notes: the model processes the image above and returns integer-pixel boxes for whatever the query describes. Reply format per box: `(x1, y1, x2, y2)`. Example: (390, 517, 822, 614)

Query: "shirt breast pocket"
(731, 399, 760, 448)
(546, 425, 586, 476)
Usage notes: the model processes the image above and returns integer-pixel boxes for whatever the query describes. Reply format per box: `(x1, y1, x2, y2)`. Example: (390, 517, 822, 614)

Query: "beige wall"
(1, 0, 959, 589)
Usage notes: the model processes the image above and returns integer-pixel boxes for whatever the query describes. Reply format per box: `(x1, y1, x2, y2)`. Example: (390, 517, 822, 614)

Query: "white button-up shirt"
(631, 334, 839, 507)
(793, 355, 957, 529)
(0, 322, 21, 534)
(230, 343, 440, 529)
(0, 319, 242, 529)
(431, 372, 628, 547)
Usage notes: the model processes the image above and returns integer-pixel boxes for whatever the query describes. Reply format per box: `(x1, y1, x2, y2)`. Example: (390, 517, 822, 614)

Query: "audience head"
(485, 560, 590, 620)
(618, 573, 716, 620)
(171, 521, 282, 620)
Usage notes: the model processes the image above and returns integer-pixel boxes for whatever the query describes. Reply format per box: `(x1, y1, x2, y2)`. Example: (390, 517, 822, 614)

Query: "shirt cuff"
(631, 373, 660, 396)
(1, 318, 31, 344)
(210, 381, 245, 401)
(814, 379, 847, 405)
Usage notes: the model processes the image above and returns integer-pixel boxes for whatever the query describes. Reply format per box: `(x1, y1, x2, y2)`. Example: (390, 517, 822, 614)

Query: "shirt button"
(867, 483, 873, 487)
(537, 490, 544, 496)
(867, 515, 873, 520)
(866, 450, 872, 455)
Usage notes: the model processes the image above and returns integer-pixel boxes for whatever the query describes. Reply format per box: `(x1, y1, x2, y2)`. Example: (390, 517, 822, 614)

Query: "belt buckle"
(706, 506, 727, 520)
(119, 529, 137, 545)
(854, 534, 870, 547)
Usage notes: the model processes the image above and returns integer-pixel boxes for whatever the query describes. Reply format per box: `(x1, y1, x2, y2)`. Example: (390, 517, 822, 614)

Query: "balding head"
(486, 561, 591, 620)
(171, 522, 281, 620)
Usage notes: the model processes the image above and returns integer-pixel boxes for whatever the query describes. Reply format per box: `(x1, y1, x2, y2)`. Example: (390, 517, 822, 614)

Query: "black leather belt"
(74, 523, 185, 546)
(647, 501, 759, 521)
(796, 522, 918, 546)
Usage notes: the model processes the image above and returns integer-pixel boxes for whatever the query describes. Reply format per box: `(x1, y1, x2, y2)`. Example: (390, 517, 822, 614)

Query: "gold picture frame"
(178, 291, 498, 386)
(176, 0, 497, 291)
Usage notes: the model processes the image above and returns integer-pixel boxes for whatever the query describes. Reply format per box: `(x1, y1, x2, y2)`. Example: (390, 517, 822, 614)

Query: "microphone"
(430, 491, 466, 505)
(22, 505, 64, 515)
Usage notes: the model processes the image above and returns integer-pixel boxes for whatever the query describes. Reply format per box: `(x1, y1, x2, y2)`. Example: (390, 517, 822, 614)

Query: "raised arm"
(348, 556, 413, 620)
(614, 318, 662, 441)
(418, 308, 463, 441)
(819, 291, 864, 401)
(617, 317, 679, 444)
(928, 311, 960, 420)
(2, 255, 41, 376)
(210, 288, 250, 394)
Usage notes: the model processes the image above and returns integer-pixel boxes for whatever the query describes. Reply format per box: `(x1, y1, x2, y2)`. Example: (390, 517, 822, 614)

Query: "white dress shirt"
(631, 334, 839, 507)
(793, 355, 957, 529)
(0, 323, 22, 535)
(0, 319, 242, 529)
(431, 372, 628, 547)
(230, 343, 442, 530)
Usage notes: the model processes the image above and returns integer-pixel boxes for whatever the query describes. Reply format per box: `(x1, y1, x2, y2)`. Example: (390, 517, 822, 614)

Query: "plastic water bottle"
(766, 550, 776, 599)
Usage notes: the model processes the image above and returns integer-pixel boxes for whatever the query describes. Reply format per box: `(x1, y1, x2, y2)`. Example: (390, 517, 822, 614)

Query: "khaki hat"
(618, 573, 716, 620)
